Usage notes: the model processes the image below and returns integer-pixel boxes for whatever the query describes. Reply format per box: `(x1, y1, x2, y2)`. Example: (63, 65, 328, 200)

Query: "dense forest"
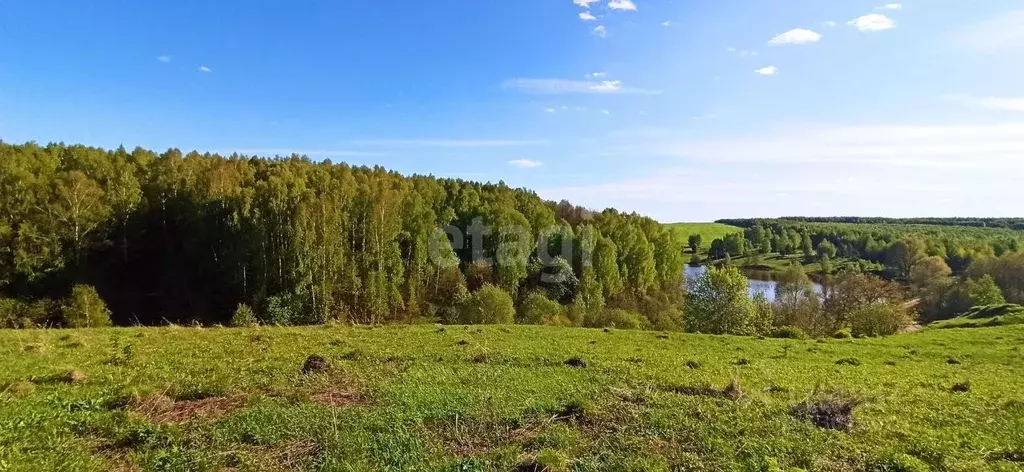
(0, 141, 689, 329)
(3, 141, 1021, 337)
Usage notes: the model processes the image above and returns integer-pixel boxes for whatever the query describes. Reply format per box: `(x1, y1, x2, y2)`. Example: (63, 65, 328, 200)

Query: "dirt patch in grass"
(127, 394, 243, 424)
(301, 355, 331, 374)
(952, 381, 971, 393)
(790, 397, 859, 431)
(564, 357, 588, 368)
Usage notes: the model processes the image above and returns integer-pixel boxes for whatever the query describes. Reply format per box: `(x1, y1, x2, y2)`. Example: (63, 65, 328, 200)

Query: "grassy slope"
(2, 325, 1024, 471)
(665, 222, 743, 250)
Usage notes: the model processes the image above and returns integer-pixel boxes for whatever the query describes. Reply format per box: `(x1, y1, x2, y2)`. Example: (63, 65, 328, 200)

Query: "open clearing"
(665, 222, 744, 250)
(2, 325, 1024, 471)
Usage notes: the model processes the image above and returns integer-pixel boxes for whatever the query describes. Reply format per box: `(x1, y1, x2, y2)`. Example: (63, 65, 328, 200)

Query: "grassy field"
(665, 222, 743, 250)
(2, 325, 1024, 471)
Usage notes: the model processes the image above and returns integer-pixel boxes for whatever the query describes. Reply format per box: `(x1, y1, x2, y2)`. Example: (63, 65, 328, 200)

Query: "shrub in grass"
(832, 328, 853, 339)
(587, 308, 647, 330)
(458, 284, 515, 325)
(230, 303, 258, 327)
(62, 285, 112, 328)
(518, 292, 569, 326)
(849, 302, 910, 337)
(771, 326, 808, 340)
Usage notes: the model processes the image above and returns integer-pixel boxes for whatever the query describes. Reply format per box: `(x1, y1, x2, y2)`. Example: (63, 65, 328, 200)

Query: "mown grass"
(2, 325, 1024, 471)
(665, 222, 743, 250)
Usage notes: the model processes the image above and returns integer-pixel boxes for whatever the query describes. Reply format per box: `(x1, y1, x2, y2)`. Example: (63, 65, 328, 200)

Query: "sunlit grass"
(2, 324, 1023, 470)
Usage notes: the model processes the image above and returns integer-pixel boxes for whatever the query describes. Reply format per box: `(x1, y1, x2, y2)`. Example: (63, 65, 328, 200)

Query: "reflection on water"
(683, 265, 824, 302)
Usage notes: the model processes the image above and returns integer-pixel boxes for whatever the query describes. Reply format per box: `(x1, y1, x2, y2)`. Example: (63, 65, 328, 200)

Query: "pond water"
(683, 265, 824, 302)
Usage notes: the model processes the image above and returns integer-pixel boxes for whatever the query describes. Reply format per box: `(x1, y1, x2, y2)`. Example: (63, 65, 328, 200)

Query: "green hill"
(931, 304, 1024, 329)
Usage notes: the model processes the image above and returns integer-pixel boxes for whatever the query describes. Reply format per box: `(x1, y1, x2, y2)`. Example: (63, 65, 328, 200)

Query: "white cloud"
(944, 94, 1024, 111)
(545, 108, 557, 113)
(601, 109, 611, 115)
(823, 21, 837, 27)
(592, 25, 607, 37)
(503, 78, 661, 95)
(726, 47, 758, 57)
(585, 71, 607, 78)
(754, 66, 778, 76)
(768, 28, 822, 45)
(951, 10, 1024, 54)
(508, 159, 543, 168)
(630, 122, 1024, 168)
(574, 0, 599, 7)
(879, 3, 902, 10)
(198, 65, 212, 72)
(661, 21, 671, 27)
(607, 0, 637, 11)
(157, 55, 171, 63)
(589, 80, 622, 92)
(579, 11, 596, 21)
(350, 139, 549, 148)
(848, 14, 895, 32)
(232, 149, 386, 158)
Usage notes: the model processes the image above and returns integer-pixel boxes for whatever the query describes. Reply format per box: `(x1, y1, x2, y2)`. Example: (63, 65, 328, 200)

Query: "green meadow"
(2, 324, 1023, 471)
(665, 223, 744, 250)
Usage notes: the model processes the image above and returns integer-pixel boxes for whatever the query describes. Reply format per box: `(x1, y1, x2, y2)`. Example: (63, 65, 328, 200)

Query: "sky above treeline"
(2, 1, 1023, 222)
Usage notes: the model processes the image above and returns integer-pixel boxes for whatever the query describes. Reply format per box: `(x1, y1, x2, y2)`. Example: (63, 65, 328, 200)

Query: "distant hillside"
(664, 222, 743, 250)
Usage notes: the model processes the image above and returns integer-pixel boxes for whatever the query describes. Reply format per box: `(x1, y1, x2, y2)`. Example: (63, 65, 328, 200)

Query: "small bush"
(518, 292, 566, 326)
(62, 285, 112, 328)
(849, 302, 910, 337)
(587, 308, 647, 330)
(230, 303, 258, 327)
(458, 284, 515, 325)
(832, 328, 853, 339)
(771, 326, 808, 340)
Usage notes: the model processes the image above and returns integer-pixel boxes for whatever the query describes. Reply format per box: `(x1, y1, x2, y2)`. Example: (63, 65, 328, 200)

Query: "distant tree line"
(742, 217, 1024, 231)
(713, 218, 1022, 277)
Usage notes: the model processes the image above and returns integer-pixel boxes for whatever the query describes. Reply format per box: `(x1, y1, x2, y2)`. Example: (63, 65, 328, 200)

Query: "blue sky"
(2, 1, 1023, 221)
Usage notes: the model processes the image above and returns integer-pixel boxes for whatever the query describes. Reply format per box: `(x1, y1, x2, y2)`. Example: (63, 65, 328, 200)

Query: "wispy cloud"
(198, 65, 212, 72)
(157, 55, 171, 63)
(232, 149, 387, 158)
(592, 25, 607, 37)
(823, 21, 837, 28)
(849, 14, 895, 32)
(755, 66, 778, 76)
(350, 139, 549, 148)
(951, 10, 1024, 54)
(768, 28, 822, 45)
(601, 109, 611, 115)
(726, 47, 759, 57)
(545, 108, 556, 113)
(574, 0, 599, 7)
(579, 11, 596, 21)
(607, 0, 637, 11)
(508, 159, 543, 168)
(585, 71, 607, 79)
(878, 3, 902, 10)
(502, 78, 661, 95)
(661, 21, 671, 27)
(944, 94, 1024, 112)
(626, 122, 1024, 168)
